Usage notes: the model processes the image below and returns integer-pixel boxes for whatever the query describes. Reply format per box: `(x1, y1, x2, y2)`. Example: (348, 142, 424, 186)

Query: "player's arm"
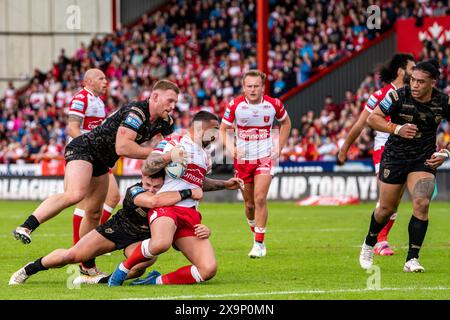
(338, 108, 370, 164)
(115, 126, 154, 158)
(141, 143, 187, 176)
(202, 177, 244, 191)
(426, 96, 450, 169)
(366, 92, 417, 139)
(277, 114, 291, 156)
(66, 114, 83, 138)
(133, 188, 203, 208)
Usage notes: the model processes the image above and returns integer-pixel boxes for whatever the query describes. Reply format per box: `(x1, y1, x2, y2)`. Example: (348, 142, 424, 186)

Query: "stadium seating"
(0, 0, 449, 164)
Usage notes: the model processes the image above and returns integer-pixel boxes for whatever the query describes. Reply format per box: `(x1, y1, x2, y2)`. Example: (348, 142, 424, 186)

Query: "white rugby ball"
(163, 141, 186, 179)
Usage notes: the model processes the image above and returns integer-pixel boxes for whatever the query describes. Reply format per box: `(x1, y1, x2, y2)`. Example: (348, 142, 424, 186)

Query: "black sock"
(21, 215, 40, 232)
(407, 215, 428, 261)
(365, 211, 389, 247)
(82, 258, 96, 269)
(24, 257, 48, 276)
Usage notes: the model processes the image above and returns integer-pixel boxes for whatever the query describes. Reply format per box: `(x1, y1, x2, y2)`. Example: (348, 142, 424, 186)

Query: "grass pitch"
(1, 201, 449, 300)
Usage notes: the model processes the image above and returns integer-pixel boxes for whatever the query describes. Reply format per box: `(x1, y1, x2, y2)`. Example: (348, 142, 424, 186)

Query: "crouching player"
(9, 170, 205, 285)
(108, 111, 244, 286)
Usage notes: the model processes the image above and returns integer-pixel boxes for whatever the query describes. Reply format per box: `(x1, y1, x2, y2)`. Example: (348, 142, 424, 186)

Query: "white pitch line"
(122, 286, 450, 300)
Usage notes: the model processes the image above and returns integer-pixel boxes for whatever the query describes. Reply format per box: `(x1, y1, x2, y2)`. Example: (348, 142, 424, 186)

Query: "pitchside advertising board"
(2, 170, 450, 202)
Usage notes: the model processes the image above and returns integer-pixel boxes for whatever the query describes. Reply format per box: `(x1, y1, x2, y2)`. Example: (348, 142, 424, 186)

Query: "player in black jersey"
(9, 170, 206, 285)
(359, 60, 450, 273)
(13, 80, 183, 250)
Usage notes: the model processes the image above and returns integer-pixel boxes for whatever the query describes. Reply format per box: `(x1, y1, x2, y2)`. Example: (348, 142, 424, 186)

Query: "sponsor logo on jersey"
(181, 163, 207, 187)
(71, 100, 85, 112)
(238, 128, 270, 141)
(224, 108, 231, 119)
(130, 186, 145, 198)
(124, 113, 143, 130)
(74, 93, 85, 99)
(155, 140, 168, 151)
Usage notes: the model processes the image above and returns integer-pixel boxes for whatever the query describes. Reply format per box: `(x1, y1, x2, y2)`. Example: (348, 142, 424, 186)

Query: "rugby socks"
(24, 257, 48, 276)
(123, 239, 154, 270)
(21, 215, 40, 232)
(377, 212, 397, 242)
(406, 215, 428, 261)
(247, 219, 256, 233)
(159, 265, 204, 285)
(72, 208, 85, 245)
(254, 227, 266, 243)
(81, 258, 96, 270)
(100, 204, 114, 225)
(365, 211, 389, 247)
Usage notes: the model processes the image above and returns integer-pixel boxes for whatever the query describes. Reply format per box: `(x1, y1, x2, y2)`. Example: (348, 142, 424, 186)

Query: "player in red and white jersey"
(338, 54, 415, 256)
(108, 111, 244, 286)
(66, 68, 121, 276)
(4, 81, 16, 110)
(220, 70, 291, 258)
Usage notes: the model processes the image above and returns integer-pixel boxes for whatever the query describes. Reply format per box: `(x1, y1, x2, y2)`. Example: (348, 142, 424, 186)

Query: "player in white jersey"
(338, 54, 415, 256)
(66, 68, 121, 276)
(108, 111, 244, 286)
(220, 69, 291, 258)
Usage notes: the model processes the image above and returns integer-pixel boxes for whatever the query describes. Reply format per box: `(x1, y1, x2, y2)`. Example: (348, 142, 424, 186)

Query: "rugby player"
(338, 54, 415, 255)
(108, 111, 245, 286)
(13, 80, 179, 264)
(219, 69, 291, 258)
(359, 60, 450, 272)
(9, 170, 206, 285)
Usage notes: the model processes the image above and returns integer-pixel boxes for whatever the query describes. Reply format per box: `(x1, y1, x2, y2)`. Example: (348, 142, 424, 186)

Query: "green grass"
(1, 201, 449, 300)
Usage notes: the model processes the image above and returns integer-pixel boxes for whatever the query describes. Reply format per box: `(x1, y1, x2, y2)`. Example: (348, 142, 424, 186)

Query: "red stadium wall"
(396, 15, 450, 59)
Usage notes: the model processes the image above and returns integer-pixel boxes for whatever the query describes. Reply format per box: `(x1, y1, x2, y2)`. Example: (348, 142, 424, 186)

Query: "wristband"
(394, 124, 403, 135)
(179, 189, 192, 200)
(434, 149, 450, 158)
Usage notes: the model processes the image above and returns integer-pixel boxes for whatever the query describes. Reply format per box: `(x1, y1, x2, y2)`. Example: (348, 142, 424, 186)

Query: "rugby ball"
(163, 141, 186, 179)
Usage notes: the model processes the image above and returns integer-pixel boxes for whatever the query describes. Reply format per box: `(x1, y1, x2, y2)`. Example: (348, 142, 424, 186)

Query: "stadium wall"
(0, 0, 113, 92)
(119, 0, 167, 26)
(281, 31, 397, 125)
(2, 170, 450, 202)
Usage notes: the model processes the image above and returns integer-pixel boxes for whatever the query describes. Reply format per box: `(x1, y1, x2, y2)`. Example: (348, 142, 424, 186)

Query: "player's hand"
(191, 188, 203, 200)
(425, 149, 449, 169)
(194, 224, 211, 239)
(337, 148, 347, 165)
(223, 177, 245, 191)
(169, 145, 188, 167)
(397, 123, 418, 139)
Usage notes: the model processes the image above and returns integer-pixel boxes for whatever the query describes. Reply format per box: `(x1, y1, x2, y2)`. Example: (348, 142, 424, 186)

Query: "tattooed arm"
(141, 152, 172, 175)
(67, 114, 83, 139)
(203, 177, 244, 192)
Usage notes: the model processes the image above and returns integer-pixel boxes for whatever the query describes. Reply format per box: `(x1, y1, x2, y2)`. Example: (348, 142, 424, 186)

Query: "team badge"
(264, 116, 270, 123)
(383, 169, 390, 178)
(104, 228, 114, 234)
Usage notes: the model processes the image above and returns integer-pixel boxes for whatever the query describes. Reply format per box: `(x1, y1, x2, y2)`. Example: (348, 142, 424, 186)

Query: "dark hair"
(149, 169, 165, 179)
(192, 110, 219, 123)
(379, 53, 415, 83)
(413, 59, 440, 79)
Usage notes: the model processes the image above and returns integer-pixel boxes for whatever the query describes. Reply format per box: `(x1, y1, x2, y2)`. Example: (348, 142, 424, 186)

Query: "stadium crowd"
(1, 0, 449, 165)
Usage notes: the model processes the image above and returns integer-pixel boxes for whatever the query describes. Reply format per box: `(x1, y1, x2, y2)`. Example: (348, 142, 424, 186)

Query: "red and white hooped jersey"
(364, 83, 396, 151)
(152, 134, 208, 209)
(222, 95, 287, 160)
(68, 88, 106, 139)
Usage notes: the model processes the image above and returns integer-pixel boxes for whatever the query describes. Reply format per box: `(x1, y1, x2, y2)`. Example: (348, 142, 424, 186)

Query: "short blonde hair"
(242, 69, 267, 83)
(152, 80, 180, 94)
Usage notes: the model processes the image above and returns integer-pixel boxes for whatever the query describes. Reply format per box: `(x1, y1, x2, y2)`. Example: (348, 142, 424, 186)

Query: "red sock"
(255, 227, 266, 243)
(247, 219, 255, 233)
(123, 240, 152, 270)
(161, 265, 203, 285)
(72, 208, 84, 245)
(377, 214, 396, 242)
(101, 204, 114, 224)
